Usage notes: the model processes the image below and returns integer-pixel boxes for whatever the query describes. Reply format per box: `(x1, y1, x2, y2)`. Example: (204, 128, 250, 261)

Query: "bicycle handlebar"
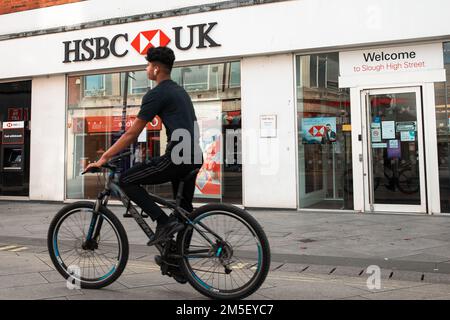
(81, 151, 132, 175)
(108, 151, 132, 163)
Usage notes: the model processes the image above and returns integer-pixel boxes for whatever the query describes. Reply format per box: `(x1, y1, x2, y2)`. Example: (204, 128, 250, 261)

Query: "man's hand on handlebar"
(81, 151, 132, 174)
(83, 156, 109, 175)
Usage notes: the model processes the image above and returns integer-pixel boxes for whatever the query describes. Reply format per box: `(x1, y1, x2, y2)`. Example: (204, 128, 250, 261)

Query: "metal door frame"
(361, 86, 427, 213)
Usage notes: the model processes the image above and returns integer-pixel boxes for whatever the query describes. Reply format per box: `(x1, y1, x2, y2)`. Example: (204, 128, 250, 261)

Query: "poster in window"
(371, 122, 382, 142)
(400, 131, 415, 142)
(301, 117, 337, 144)
(381, 121, 396, 139)
(193, 101, 222, 199)
(387, 139, 401, 159)
(260, 115, 277, 138)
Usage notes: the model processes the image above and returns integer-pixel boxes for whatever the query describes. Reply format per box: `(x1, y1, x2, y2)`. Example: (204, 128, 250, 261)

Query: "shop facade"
(0, 0, 449, 214)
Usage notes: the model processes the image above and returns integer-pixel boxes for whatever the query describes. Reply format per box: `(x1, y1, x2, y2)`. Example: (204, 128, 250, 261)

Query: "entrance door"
(362, 87, 426, 213)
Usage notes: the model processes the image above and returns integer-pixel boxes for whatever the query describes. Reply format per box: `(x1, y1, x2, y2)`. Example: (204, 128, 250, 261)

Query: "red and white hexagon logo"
(131, 30, 171, 55)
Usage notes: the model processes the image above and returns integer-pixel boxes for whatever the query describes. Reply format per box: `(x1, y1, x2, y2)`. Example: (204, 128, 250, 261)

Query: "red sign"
(7, 108, 23, 121)
(131, 30, 171, 55)
(308, 125, 326, 137)
(72, 116, 162, 134)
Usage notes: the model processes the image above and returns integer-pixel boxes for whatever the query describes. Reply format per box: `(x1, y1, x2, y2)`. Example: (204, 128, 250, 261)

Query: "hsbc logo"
(131, 30, 171, 55)
(308, 126, 326, 137)
(63, 22, 220, 63)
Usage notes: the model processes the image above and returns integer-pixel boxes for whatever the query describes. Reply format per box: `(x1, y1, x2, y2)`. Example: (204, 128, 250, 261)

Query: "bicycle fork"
(83, 198, 104, 250)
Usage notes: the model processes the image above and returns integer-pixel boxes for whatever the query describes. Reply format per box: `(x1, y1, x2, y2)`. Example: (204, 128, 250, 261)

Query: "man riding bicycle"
(84, 46, 203, 246)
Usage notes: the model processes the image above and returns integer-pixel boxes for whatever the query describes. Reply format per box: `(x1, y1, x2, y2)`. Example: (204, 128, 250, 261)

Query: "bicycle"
(47, 151, 271, 300)
(343, 164, 419, 195)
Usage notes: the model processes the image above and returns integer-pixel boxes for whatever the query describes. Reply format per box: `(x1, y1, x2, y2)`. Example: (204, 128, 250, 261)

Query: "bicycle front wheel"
(177, 204, 271, 300)
(47, 201, 129, 289)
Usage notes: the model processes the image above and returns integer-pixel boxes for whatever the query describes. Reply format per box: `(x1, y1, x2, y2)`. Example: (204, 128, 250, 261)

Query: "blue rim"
(53, 211, 119, 282)
(99, 266, 116, 280)
(189, 211, 263, 291)
(54, 237, 60, 257)
(192, 273, 212, 289)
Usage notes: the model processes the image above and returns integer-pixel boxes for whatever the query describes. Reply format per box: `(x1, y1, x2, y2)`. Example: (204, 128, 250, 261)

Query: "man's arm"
(84, 118, 148, 170)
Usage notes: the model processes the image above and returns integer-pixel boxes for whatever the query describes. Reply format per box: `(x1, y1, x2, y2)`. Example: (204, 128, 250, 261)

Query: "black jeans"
(119, 154, 201, 221)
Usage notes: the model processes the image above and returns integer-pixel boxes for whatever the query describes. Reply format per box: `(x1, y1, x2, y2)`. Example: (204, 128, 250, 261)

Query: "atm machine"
(0, 121, 29, 196)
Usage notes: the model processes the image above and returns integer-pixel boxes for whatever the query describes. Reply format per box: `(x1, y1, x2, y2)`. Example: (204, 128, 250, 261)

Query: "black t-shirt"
(137, 79, 201, 162)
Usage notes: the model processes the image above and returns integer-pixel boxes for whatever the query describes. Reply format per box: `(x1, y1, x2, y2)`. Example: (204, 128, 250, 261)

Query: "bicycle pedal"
(123, 212, 133, 218)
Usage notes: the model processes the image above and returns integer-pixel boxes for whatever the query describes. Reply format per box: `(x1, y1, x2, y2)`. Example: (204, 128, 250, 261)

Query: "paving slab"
(118, 271, 177, 289)
(0, 252, 54, 276)
(3, 201, 450, 281)
(330, 266, 366, 278)
(360, 285, 449, 300)
(422, 272, 450, 284)
(258, 279, 369, 300)
(388, 270, 424, 282)
(0, 272, 48, 289)
(114, 285, 192, 300)
(0, 282, 84, 300)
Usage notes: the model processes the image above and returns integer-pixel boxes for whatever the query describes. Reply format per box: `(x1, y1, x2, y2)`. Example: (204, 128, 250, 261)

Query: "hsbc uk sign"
(63, 22, 220, 63)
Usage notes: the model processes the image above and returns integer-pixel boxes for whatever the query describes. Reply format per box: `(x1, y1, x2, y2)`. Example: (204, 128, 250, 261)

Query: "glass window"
(84, 75, 104, 96)
(129, 71, 151, 94)
(66, 62, 242, 204)
(229, 62, 241, 88)
(182, 65, 209, 91)
(296, 53, 353, 210)
(84, 74, 114, 96)
(435, 42, 450, 212)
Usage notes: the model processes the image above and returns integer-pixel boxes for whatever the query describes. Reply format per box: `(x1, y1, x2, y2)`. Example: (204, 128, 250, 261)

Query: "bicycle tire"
(47, 201, 129, 289)
(177, 203, 271, 300)
(397, 169, 420, 194)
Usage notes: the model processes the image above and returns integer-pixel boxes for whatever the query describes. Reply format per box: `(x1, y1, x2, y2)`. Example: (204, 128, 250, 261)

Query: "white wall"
(2, 0, 450, 80)
(29, 75, 66, 201)
(0, 0, 223, 35)
(241, 54, 297, 208)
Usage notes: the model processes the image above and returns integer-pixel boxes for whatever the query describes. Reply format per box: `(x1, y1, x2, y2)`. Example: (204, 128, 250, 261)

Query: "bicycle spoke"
(53, 208, 121, 282)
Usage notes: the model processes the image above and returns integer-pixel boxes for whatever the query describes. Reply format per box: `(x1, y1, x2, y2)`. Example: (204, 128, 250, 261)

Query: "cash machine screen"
(3, 148, 22, 169)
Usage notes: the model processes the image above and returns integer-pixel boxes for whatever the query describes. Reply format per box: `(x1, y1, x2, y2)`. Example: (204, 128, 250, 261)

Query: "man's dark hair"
(146, 46, 175, 72)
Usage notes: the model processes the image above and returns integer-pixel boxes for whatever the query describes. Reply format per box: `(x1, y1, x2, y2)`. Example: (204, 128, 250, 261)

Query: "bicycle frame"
(85, 166, 225, 257)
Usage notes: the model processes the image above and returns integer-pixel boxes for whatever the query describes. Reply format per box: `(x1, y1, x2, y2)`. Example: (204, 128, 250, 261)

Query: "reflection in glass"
(368, 93, 421, 205)
(66, 62, 242, 203)
(435, 42, 450, 212)
(296, 53, 353, 210)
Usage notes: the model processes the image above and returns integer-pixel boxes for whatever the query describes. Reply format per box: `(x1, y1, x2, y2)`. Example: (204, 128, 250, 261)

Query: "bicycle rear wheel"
(397, 169, 420, 194)
(47, 201, 129, 289)
(177, 204, 271, 300)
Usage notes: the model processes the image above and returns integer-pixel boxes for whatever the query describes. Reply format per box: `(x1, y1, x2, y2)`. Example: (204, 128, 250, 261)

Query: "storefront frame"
(0, 78, 33, 201)
(293, 52, 355, 212)
(349, 81, 441, 215)
(63, 58, 244, 205)
(293, 40, 450, 215)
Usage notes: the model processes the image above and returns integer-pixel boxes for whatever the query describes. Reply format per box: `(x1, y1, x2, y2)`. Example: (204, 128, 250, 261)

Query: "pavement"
(2, 200, 450, 300)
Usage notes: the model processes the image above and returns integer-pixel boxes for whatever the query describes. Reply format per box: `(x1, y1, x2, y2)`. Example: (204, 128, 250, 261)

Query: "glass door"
(362, 87, 426, 213)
